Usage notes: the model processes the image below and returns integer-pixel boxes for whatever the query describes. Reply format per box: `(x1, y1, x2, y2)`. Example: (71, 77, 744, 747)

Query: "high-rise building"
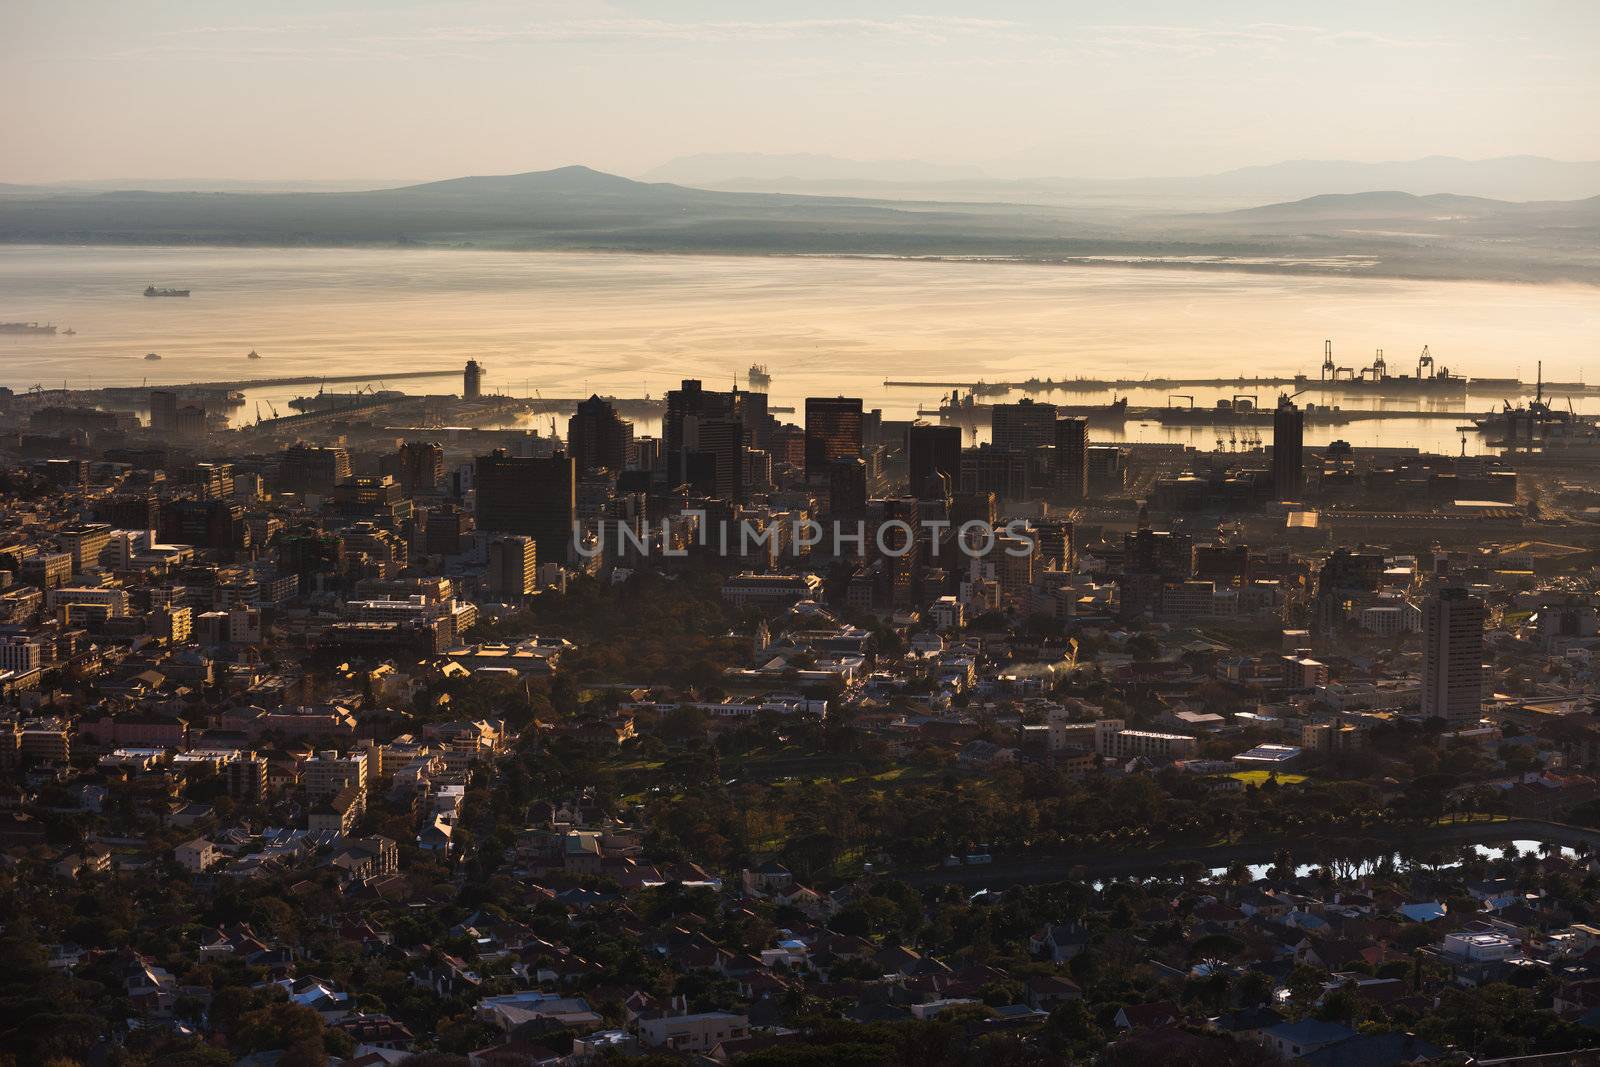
(991, 399, 1057, 452)
(666, 380, 744, 485)
(279, 444, 352, 494)
(1086, 445, 1125, 496)
(487, 536, 538, 598)
(475, 449, 576, 566)
(159, 500, 248, 557)
(384, 441, 446, 494)
(568, 394, 635, 473)
(1421, 586, 1485, 724)
(463, 359, 484, 400)
(1272, 398, 1305, 501)
(149, 390, 179, 435)
(907, 423, 961, 500)
(828, 457, 868, 518)
(421, 504, 471, 556)
(1054, 417, 1089, 502)
(689, 418, 746, 501)
(804, 397, 863, 478)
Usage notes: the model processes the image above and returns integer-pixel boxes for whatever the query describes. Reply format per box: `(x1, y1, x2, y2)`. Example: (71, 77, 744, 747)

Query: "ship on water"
(747, 363, 771, 389)
(247, 349, 261, 360)
(289, 387, 405, 412)
(144, 352, 162, 361)
(930, 390, 1130, 427)
(144, 286, 191, 297)
(1475, 363, 1596, 446)
(0, 322, 58, 335)
(1296, 341, 1467, 398)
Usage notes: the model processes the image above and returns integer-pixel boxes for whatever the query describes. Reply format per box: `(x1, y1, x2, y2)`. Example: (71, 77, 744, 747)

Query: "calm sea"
(4, 244, 1598, 453)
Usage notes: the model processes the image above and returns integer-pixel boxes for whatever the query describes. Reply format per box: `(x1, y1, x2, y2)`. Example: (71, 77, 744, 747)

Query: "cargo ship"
(144, 286, 191, 297)
(747, 364, 771, 389)
(1297, 342, 1467, 398)
(927, 391, 1129, 427)
(289, 388, 405, 412)
(0, 321, 57, 334)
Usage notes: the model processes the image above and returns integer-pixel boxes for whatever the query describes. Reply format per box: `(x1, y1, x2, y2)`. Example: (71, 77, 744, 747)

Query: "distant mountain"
(1218, 191, 1515, 223)
(642, 155, 1600, 210)
(0, 165, 1595, 284)
(0, 164, 1080, 250)
(1207, 189, 1600, 226)
(1173, 156, 1600, 203)
(396, 165, 684, 198)
(645, 153, 987, 185)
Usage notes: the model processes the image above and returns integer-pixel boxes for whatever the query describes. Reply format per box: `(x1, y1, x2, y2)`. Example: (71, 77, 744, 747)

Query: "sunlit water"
(3, 245, 1599, 452)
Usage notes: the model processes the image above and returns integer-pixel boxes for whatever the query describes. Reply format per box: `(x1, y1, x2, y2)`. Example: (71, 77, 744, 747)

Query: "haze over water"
(4, 244, 1599, 454)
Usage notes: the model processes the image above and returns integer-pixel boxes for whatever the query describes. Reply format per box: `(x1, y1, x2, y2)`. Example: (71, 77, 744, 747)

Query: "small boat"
(62, 327, 76, 336)
(144, 352, 162, 361)
(247, 349, 261, 360)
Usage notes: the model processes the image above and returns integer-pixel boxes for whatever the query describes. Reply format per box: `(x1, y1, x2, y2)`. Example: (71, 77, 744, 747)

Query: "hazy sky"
(5, 0, 1597, 183)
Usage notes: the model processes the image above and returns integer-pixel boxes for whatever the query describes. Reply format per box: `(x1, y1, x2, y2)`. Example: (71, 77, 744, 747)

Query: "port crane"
(1320, 339, 1357, 381)
(1359, 349, 1388, 382)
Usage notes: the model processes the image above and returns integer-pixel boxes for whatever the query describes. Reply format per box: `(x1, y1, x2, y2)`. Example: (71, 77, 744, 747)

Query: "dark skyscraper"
(1272, 398, 1305, 501)
(384, 441, 445, 494)
(804, 396, 863, 477)
(475, 449, 575, 566)
(1054, 417, 1088, 502)
(991, 398, 1057, 452)
(828, 457, 867, 518)
(666, 379, 744, 486)
(463, 360, 484, 400)
(567, 394, 634, 473)
(907, 423, 961, 500)
(690, 418, 746, 501)
(1421, 586, 1485, 724)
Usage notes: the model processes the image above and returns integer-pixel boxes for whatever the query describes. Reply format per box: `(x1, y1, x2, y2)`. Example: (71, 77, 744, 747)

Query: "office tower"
(278, 444, 352, 494)
(149, 390, 179, 435)
(159, 499, 248, 557)
(463, 359, 484, 400)
(736, 387, 774, 449)
(277, 528, 346, 594)
(804, 396, 864, 477)
(1034, 521, 1075, 572)
(666, 379, 744, 484)
(689, 418, 746, 501)
(769, 426, 806, 470)
(991, 398, 1057, 452)
(744, 448, 773, 494)
(950, 491, 997, 529)
(385, 441, 446, 494)
(487, 536, 538, 597)
(568, 394, 634, 473)
(1272, 398, 1305, 500)
(1193, 543, 1250, 587)
(960, 445, 1029, 501)
(421, 504, 470, 556)
(828, 457, 868, 518)
(907, 423, 961, 500)
(99, 494, 159, 532)
(1054, 417, 1089, 502)
(632, 436, 661, 472)
(1086, 445, 1125, 496)
(475, 449, 576, 566)
(1421, 586, 1485, 723)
